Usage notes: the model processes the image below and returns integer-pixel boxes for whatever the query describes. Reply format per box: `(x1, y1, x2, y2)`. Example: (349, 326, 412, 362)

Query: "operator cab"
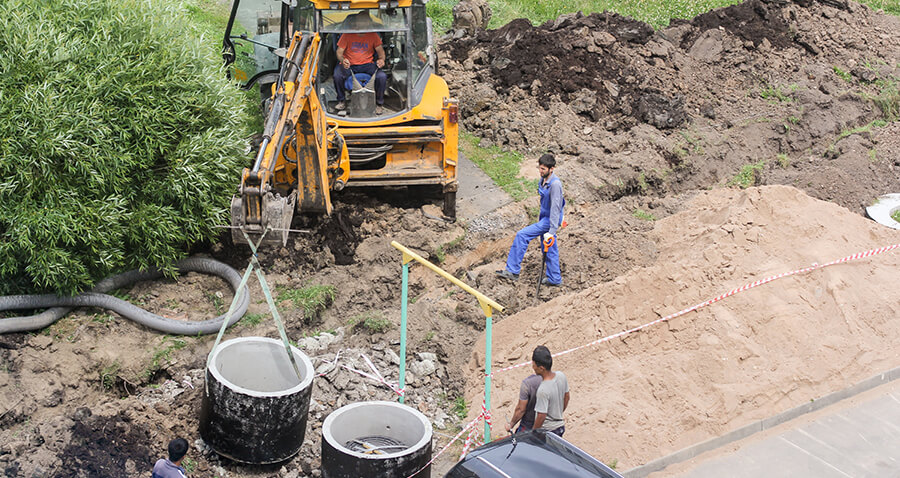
(222, 0, 435, 120)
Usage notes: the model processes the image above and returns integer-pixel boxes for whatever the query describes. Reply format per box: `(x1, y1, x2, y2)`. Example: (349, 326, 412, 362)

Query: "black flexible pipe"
(0, 258, 249, 335)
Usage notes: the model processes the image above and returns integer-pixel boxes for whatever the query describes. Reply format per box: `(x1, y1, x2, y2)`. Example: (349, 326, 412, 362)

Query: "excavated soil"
(2, 0, 900, 476)
(468, 186, 900, 469)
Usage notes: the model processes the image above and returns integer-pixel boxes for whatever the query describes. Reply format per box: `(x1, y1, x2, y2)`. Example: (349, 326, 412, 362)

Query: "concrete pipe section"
(200, 337, 314, 464)
(866, 193, 900, 230)
(322, 401, 433, 478)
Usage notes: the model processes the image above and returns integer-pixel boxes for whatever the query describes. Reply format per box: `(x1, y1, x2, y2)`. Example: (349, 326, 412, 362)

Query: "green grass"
(728, 160, 766, 188)
(632, 209, 656, 221)
(239, 312, 265, 328)
(182, 457, 197, 474)
(486, 0, 749, 29)
(776, 153, 790, 168)
(891, 209, 900, 223)
(759, 84, 792, 103)
(433, 0, 900, 32)
(460, 131, 535, 201)
(435, 232, 466, 264)
(428, 0, 457, 33)
(100, 361, 121, 391)
(833, 66, 853, 82)
(837, 119, 888, 142)
(143, 336, 187, 379)
(452, 396, 468, 420)
(873, 79, 899, 120)
(207, 292, 224, 315)
(277, 284, 336, 321)
(348, 312, 392, 333)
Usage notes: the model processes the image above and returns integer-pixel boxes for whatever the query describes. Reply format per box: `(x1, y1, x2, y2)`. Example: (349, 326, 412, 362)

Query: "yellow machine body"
(223, 0, 458, 245)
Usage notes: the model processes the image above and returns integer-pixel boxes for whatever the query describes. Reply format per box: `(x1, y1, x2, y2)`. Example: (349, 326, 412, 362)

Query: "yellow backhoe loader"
(223, 0, 459, 245)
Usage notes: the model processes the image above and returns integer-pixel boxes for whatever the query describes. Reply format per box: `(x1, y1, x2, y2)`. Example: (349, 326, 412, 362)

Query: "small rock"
(334, 373, 351, 390)
(72, 407, 92, 421)
(215, 466, 228, 477)
(409, 359, 436, 377)
(316, 362, 335, 376)
(385, 348, 401, 366)
(154, 402, 171, 415)
(317, 332, 336, 349)
(432, 409, 450, 429)
(592, 31, 616, 48)
(30, 335, 52, 350)
(417, 352, 437, 362)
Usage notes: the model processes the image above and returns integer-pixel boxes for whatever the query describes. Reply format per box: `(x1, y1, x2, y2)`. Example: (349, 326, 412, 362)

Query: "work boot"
(375, 104, 384, 115)
(495, 270, 519, 281)
(335, 101, 346, 111)
(541, 277, 561, 287)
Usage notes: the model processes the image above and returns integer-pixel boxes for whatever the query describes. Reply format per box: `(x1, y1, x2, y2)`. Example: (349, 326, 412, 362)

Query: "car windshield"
(320, 8, 408, 33)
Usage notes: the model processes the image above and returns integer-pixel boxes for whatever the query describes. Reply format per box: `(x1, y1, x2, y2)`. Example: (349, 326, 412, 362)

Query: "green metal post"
(484, 308, 492, 442)
(398, 261, 410, 403)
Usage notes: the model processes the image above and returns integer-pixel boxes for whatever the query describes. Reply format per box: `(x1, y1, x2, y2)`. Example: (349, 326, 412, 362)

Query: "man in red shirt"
(333, 12, 388, 115)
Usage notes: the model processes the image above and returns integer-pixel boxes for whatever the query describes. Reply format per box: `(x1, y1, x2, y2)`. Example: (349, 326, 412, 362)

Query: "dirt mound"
(675, 0, 797, 50)
(449, 12, 667, 121)
(441, 0, 900, 212)
(466, 185, 900, 469)
(60, 412, 154, 477)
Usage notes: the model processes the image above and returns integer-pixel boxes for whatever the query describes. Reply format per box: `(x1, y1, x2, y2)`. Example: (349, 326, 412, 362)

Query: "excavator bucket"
(230, 191, 296, 246)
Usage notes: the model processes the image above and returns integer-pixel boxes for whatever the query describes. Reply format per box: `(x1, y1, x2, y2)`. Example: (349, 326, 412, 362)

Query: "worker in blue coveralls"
(496, 154, 565, 286)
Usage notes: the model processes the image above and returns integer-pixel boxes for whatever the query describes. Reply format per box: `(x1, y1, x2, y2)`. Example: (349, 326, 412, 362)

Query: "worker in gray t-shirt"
(530, 345, 570, 436)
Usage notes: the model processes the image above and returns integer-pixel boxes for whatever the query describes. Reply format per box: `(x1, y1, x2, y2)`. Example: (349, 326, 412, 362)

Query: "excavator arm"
(231, 32, 350, 246)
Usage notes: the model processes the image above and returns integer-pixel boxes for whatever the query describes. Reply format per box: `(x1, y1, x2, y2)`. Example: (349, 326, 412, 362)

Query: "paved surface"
(657, 379, 900, 478)
(455, 153, 513, 221)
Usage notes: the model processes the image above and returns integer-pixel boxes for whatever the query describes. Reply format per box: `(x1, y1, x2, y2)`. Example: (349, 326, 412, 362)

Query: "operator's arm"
(533, 412, 547, 430)
(506, 399, 528, 434)
(336, 45, 350, 69)
(563, 391, 570, 411)
(375, 45, 386, 68)
(547, 179, 564, 236)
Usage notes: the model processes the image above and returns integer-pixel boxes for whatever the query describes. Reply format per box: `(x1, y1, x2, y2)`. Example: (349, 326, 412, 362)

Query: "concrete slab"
(456, 153, 513, 221)
(645, 379, 900, 478)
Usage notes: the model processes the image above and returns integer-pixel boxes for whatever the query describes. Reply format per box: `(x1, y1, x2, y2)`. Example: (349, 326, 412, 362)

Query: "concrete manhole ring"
(866, 193, 900, 230)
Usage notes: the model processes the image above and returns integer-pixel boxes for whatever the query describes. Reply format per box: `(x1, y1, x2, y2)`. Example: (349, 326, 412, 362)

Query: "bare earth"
(467, 186, 900, 469)
(2, 0, 900, 476)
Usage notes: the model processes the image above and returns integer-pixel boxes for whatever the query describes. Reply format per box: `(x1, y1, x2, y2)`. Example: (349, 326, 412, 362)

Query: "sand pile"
(466, 185, 900, 468)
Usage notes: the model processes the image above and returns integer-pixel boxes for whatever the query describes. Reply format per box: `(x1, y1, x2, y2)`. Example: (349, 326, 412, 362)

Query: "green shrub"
(0, 0, 249, 295)
(728, 160, 766, 188)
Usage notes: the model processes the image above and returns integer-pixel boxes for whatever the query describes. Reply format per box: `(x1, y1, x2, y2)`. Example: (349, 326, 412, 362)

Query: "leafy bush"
(0, 0, 249, 295)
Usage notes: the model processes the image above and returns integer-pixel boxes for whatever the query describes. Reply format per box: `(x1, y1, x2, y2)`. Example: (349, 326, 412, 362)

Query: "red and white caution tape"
(342, 352, 405, 397)
(405, 404, 488, 478)
(460, 401, 492, 459)
(489, 243, 900, 377)
(315, 350, 343, 377)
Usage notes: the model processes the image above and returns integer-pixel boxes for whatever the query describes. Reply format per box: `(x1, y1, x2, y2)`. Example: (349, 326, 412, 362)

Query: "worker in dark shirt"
(152, 438, 189, 478)
(506, 373, 543, 434)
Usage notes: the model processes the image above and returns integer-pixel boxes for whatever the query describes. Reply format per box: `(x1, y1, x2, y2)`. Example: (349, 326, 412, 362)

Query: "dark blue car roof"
(445, 430, 624, 478)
